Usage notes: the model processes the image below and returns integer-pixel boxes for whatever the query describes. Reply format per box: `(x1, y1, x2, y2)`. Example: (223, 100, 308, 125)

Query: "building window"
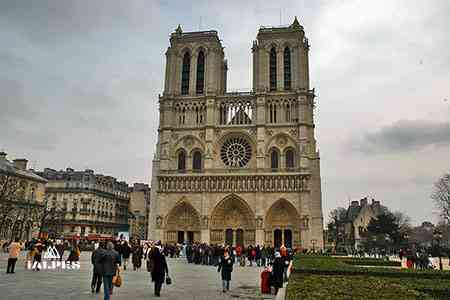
(192, 151, 202, 171)
(284, 47, 291, 90)
(270, 47, 277, 91)
(221, 137, 252, 167)
(196, 51, 205, 94)
(181, 52, 190, 95)
(269, 102, 277, 123)
(178, 150, 186, 172)
(285, 149, 295, 169)
(271, 149, 279, 170)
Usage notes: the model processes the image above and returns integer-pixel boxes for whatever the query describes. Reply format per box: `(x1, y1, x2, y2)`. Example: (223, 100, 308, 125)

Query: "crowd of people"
(2, 238, 82, 272)
(399, 248, 438, 269)
(160, 242, 294, 294)
(2, 237, 294, 298)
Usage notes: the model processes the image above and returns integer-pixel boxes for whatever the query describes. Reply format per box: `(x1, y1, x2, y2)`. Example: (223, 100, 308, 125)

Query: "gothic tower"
(148, 17, 324, 249)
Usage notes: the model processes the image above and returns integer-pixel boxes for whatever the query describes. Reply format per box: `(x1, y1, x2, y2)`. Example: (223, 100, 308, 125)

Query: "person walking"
(99, 242, 121, 300)
(34, 240, 44, 271)
(121, 241, 131, 270)
(91, 241, 105, 293)
(271, 252, 284, 295)
(6, 238, 22, 274)
(150, 242, 169, 297)
(55, 240, 65, 262)
(131, 240, 143, 271)
(218, 251, 233, 293)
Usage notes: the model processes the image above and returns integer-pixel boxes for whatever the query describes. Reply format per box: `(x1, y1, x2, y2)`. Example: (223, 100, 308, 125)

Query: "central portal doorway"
(274, 229, 282, 248)
(177, 231, 184, 243)
(284, 229, 292, 248)
(225, 229, 233, 246)
(236, 229, 244, 247)
(187, 231, 194, 243)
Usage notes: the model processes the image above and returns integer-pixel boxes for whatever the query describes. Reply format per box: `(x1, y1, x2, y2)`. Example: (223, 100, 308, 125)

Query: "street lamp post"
(433, 229, 443, 271)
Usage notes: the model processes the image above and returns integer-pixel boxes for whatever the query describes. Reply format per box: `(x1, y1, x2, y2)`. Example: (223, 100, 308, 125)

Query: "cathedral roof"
(258, 16, 304, 35)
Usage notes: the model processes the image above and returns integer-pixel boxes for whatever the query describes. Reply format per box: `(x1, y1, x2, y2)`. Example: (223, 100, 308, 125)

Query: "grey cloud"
(1, 0, 450, 226)
(0, 1, 162, 43)
(352, 119, 450, 154)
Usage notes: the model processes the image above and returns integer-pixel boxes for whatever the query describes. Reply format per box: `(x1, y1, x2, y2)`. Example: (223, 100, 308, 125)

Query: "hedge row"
(291, 255, 450, 279)
(286, 273, 436, 300)
(287, 255, 450, 299)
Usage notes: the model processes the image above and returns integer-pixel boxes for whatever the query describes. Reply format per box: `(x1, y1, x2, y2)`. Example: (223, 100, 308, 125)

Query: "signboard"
(117, 232, 129, 241)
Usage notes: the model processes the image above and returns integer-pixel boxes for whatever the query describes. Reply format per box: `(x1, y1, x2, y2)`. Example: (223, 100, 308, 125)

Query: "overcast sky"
(1, 0, 449, 225)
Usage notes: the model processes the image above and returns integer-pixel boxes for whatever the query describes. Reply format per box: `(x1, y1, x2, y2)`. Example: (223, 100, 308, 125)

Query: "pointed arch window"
(196, 51, 205, 94)
(178, 150, 186, 172)
(285, 149, 295, 169)
(284, 47, 291, 90)
(181, 52, 190, 95)
(270, 149, 279, 170)
(270, 48, 277, 91)
(192, 151, 202, 172)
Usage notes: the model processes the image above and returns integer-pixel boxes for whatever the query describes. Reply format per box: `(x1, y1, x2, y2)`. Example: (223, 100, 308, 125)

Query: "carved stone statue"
(156, 215, 163, 228)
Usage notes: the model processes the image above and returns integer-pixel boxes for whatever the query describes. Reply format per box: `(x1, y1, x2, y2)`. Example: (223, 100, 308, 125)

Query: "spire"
(291, 16, 301, 29)
(175, 24, 183, 34)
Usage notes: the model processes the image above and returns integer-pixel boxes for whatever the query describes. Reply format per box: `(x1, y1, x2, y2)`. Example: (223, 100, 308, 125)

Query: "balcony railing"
(159, 167, 309, 175)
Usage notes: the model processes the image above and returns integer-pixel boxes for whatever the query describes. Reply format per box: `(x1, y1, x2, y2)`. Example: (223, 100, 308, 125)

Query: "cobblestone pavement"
(0, 252, 274, 300)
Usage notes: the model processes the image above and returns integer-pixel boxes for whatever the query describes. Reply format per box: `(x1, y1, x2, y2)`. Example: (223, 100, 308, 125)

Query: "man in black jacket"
(99, 241, 121, 300)
(121, 241, 131, 270)
(151, 242, 169, 297)
(91, 241, 105, 293)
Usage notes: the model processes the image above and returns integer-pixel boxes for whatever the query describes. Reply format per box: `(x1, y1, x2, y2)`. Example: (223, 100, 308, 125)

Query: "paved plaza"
(0, 251, 273, 300)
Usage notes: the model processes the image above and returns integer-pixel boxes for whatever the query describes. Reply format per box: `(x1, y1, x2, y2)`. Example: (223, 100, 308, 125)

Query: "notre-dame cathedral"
(148, 17, 323, 249)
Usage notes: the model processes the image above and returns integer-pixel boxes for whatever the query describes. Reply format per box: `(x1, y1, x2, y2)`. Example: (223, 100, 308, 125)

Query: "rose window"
(221, 137, 252, 167)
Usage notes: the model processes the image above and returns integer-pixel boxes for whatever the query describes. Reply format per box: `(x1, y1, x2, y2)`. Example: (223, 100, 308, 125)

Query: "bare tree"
(0, 172, 43, 240)
(0, 173, 25, 239)
(393, 211, 412, 234)
(432, 174, 450, 223)
(38, 195, 65, 238)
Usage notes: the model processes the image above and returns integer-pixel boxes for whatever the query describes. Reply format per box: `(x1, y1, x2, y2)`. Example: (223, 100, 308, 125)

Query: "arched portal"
(265, 199, 301, 248)
(165, 201, 201, 244)
(210, 195, 256, 246)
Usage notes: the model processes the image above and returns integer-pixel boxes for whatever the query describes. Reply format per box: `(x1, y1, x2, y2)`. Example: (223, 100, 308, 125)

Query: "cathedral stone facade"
(148, 17, 324, 249)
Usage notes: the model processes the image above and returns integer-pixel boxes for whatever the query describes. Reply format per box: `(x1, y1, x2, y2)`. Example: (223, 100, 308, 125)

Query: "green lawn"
(286, 255, 450, 299)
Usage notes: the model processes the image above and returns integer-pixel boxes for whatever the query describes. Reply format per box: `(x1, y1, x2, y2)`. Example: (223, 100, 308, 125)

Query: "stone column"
(190, 53, 198, 96)
(207, 49, 216, 94)
(261, 50, 269, 92)
(201, 229, 210, 244)
(174, 54, 182, 96)
(276, 48, 283, 91)
(256, 229, 264, 246)
(291, 46, 298, 90)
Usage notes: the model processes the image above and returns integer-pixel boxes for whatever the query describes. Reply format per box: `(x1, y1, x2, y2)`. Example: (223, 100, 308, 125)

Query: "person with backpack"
(91, 241, 105, 293)
(99, 242, 121, 300)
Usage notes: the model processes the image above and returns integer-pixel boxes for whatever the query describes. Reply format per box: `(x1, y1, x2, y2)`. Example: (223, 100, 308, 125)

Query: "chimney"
(13, 159, 28, 170)
(0, 151, 6, 161)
